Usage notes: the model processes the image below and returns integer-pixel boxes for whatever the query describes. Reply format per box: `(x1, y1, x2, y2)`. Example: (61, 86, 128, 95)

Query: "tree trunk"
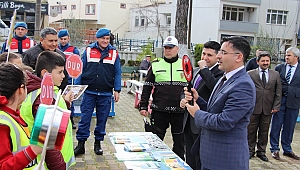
(35, 0, 41, 40)
(175, 0, 189, 57)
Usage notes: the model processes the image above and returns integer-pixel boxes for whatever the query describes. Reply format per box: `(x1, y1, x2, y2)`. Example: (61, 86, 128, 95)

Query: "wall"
(48, 0, 98, 23)
(98, 0, 132, 38)
(189, 0, 221, 44)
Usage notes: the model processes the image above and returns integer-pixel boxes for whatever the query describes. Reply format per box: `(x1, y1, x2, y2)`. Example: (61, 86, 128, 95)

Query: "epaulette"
(152, 58, 161, 62)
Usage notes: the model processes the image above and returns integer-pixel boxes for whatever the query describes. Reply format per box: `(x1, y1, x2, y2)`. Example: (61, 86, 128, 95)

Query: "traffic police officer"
(139, 36, 187, 160)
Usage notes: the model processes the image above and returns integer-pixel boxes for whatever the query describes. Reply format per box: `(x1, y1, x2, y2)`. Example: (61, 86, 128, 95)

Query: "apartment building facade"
(126, 0, 300, 52)
(125, 1, 173, 42)
(48, 0, 164, 38)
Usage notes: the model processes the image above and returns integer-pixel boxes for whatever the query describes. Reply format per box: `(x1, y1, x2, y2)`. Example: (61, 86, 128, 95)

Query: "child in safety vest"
(0, 63, 42, 169)
(20, 51, 76, 169)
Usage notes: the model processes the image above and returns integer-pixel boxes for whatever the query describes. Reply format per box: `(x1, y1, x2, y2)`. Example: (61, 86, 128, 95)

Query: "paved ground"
(71, 88, 300, 170)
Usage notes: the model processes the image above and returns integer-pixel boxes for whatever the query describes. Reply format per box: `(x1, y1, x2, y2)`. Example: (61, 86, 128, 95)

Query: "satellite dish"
(50, 8, 58, 17)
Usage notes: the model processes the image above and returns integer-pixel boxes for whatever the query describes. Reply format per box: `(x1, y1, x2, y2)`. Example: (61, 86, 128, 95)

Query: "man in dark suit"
(247, 51, 282, 162)
(269, 47, 300, 160)
(181, 36, 255, 170)
(182, 41, 223, 170)
(245, 49, 262, 71)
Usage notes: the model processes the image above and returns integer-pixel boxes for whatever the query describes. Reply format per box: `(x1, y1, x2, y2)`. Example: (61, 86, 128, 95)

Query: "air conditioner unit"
(247, 7, 254, 12)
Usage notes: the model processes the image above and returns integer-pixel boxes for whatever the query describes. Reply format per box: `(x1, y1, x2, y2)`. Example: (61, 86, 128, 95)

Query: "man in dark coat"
(22, 27, 68, 90)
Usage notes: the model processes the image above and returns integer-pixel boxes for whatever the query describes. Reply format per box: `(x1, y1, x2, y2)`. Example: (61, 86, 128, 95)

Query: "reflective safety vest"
(62, 46, 75, 59)
(86, 47, 117, 64)
(20, 86, 76, 169)
(0, 111, 38, 169)
(152, 58, 187, 83)
(9, 38, 34, 53)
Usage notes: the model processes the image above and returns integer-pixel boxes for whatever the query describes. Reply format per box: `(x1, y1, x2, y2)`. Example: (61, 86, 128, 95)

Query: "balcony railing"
(220, 20, 259, 33)
(223, 0, 261, 5)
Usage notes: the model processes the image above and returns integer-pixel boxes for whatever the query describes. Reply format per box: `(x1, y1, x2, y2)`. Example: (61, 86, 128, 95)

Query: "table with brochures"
(108, 132, 192, 170)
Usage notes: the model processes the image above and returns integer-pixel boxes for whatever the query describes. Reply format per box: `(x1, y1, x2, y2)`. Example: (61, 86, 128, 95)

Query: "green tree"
(63, 13, 86, 49)
(137, 38, 154, 61)
(194, 44, 203, 66)
(251, 29, 280, 61)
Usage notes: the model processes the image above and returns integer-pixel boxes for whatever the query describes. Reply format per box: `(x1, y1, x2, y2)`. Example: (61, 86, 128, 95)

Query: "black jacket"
(195, 65, 224, 101)
(245, 57, 259, 71)
(22, 43, 69, 91)
(140, 56, 187, 113)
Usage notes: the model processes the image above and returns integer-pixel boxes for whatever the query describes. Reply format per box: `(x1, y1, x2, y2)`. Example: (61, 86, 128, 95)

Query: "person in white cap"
(1, 22, 35, 54)
(139, 36, 187, 160)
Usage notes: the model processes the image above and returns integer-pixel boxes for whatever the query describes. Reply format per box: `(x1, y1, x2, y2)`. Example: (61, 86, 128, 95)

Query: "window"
(50, 6, 62, 14)
(135, 17, 139, 27)
(266, 9, 288, 25)
(120, 3, 126, 9)
(86, 4, 95, 15)
(71, 5, 76, 10)
(166, 16, 171, 26)
(26, 12, 35, 22)
(140, 16, 146, 27)
(62, 5, 67, 10)
(16, 12, 24, 21)
(222, 6, 244, 21)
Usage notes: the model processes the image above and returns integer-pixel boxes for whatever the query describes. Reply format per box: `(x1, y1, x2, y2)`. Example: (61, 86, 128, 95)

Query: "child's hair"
(35, 51, 65, 78)
(0, 52, 22, 63)
(0, 63, 26, 100)
(20, 65, 34, 73)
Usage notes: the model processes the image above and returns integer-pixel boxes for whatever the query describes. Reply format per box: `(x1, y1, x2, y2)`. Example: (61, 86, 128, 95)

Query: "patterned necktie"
(262, 70, 266, 87)
(286, 65, 293, 84)
(194, 75, 202, 89)
(212, 75, 227, 97)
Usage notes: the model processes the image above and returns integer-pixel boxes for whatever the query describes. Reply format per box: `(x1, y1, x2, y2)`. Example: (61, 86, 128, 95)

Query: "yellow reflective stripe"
(27, 89, 57, 104)
(30, 89, 39, 103)
(0, 114, 23, 153)
(66, 155, 76, 168)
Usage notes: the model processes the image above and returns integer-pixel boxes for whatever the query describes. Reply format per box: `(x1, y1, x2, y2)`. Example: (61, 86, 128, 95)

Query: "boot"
(94, 140, 103, 155)
(74, 141, 85, 157)
(70, 117, 76, 129)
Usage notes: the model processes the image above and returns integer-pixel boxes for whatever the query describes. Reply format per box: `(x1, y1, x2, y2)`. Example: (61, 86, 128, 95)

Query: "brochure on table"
(108, 132, 192, 170)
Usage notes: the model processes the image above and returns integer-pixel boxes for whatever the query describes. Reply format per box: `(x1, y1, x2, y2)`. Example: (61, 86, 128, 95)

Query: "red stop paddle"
(182, 55, 194, 105)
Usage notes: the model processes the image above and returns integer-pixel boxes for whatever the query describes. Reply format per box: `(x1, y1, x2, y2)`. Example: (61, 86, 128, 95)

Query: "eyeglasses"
(218, 50, 240, 55)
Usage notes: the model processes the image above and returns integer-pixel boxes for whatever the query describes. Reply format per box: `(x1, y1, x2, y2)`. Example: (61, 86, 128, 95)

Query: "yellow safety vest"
(152, 58, 187, 82)
(20, 86, 76, 169)
(0, 111, 38, 169)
